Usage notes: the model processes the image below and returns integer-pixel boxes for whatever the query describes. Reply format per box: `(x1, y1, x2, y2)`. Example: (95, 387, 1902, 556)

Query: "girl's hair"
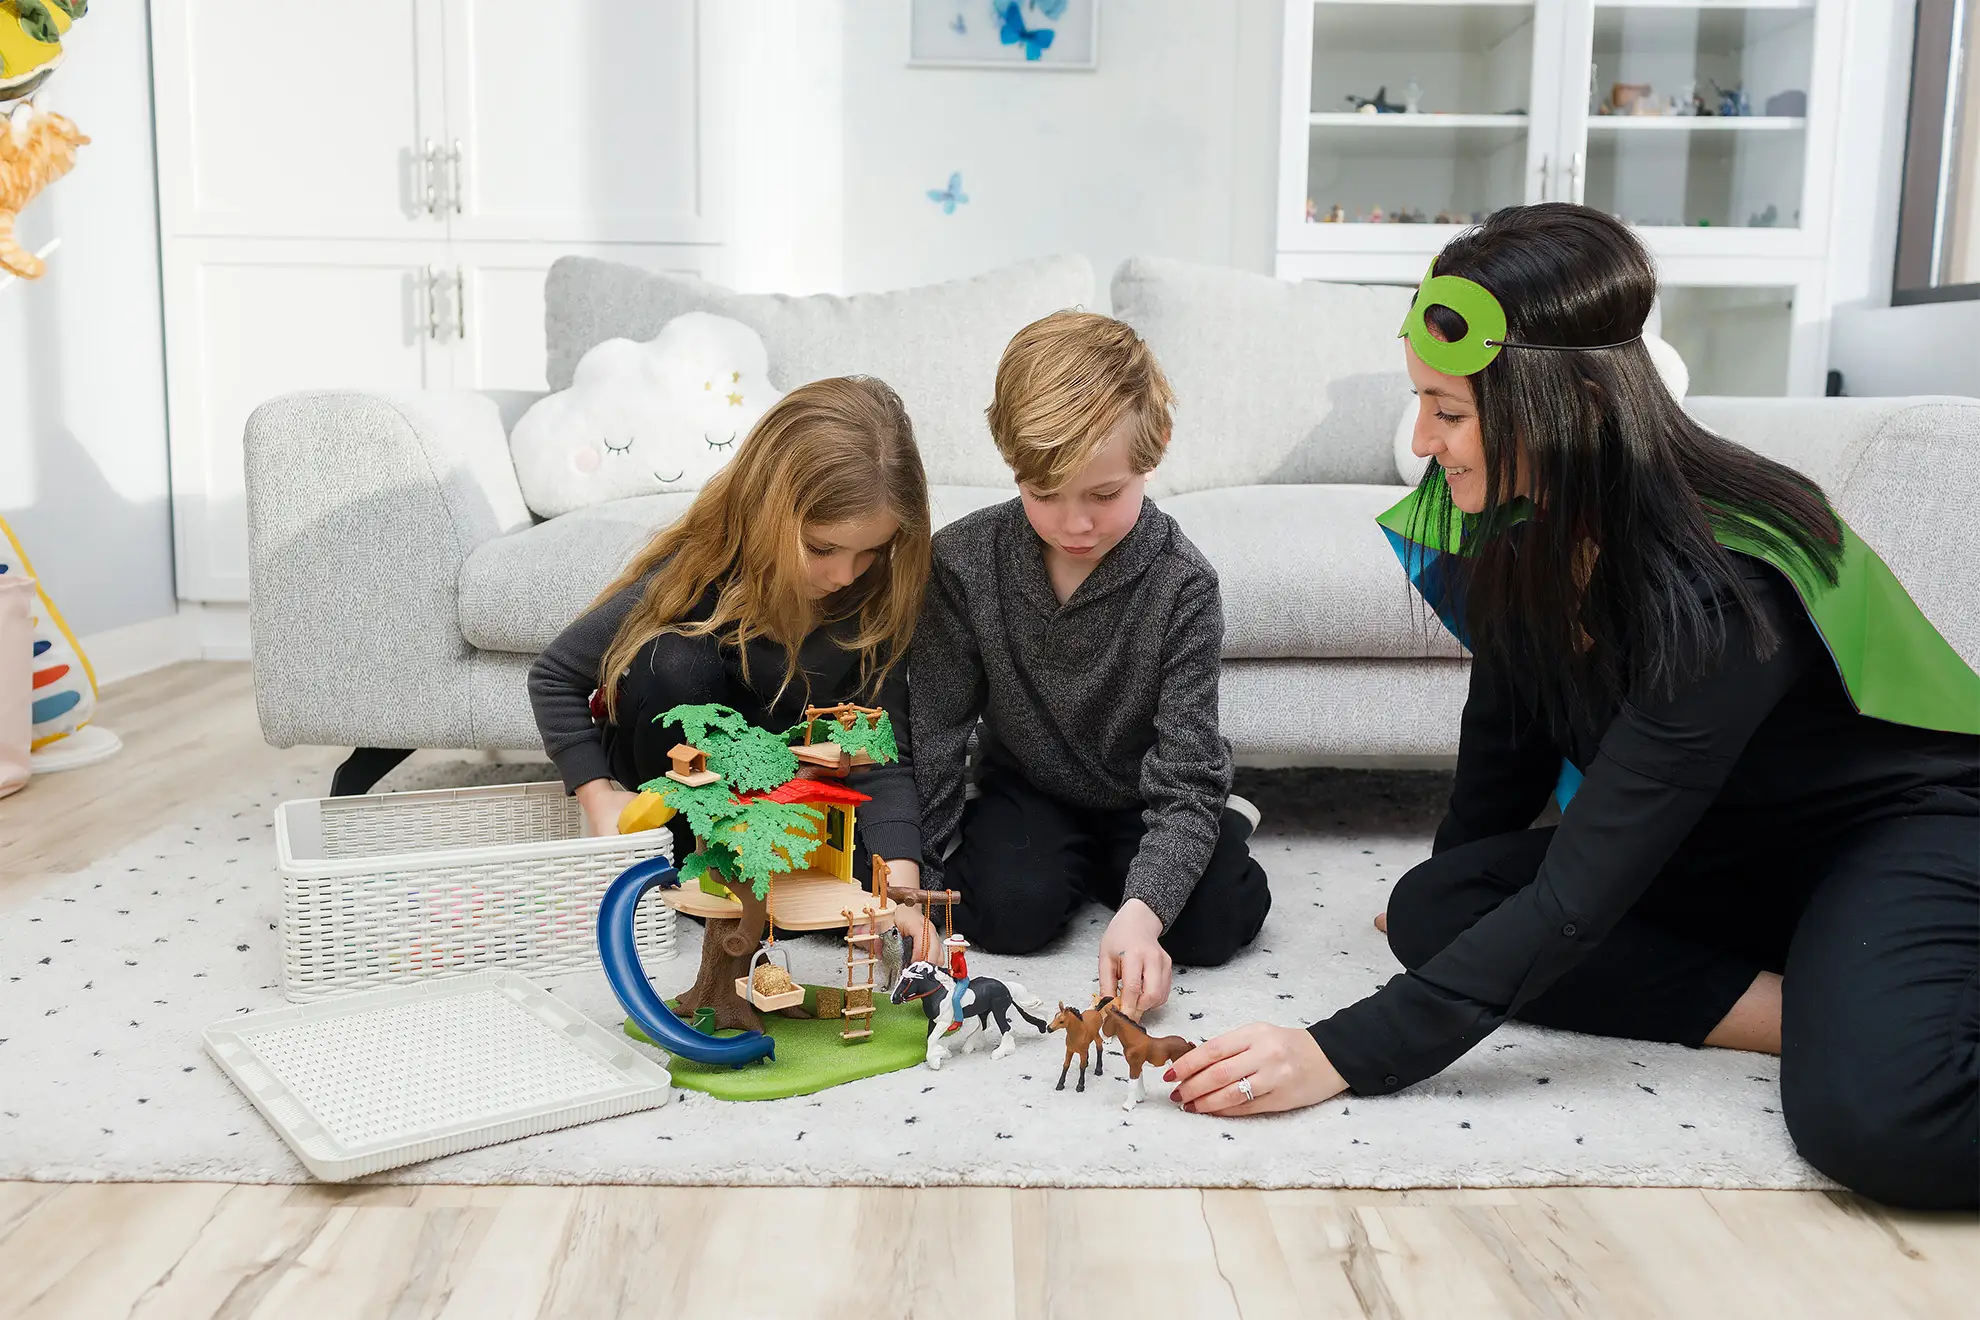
(1411, 203, 1841, 735)
(594, 375, 931, 717)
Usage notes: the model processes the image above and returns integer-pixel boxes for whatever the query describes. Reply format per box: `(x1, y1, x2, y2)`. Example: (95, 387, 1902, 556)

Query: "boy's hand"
(574, 779, 637, 838)
(1099, 899, 1171, 1016)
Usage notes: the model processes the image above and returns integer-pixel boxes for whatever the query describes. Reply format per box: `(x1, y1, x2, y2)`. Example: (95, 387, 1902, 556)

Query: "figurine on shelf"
(1712, 80, 1751, 117)
(1100, 1004, 1197, 1111)
(1404, 75, 1422, 114)
(889, 957, 1048, 1069)
(1304, 197, 1317, 223)
(1047, 996, 1112, 1093)
(1610, 82, 1653, 115)
(1765, 89, 1807, 118)
(1394, 206, 1427, 224)
(1324, 203, 1345, 223)
(1346, 86, 1404, 115)
(1749, 204, 1780, 228)
(1366, 205, 1385, 224)
(1433, 210, 1456, 225)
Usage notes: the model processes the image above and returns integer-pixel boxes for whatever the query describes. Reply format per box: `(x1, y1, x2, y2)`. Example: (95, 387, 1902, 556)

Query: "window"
(1895, 0, 1980, 303)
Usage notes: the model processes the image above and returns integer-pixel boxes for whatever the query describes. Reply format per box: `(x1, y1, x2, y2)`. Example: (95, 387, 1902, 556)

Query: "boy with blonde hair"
(906, 311, 1270, 1013)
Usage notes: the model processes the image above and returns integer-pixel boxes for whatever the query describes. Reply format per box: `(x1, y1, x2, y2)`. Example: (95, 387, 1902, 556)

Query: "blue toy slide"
(596, 855, 776, 1068)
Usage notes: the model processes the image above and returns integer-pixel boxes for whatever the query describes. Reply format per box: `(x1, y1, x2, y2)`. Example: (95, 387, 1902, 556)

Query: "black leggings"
(945, 766, 1271, 967)
(1386, 813, 1980, 1210)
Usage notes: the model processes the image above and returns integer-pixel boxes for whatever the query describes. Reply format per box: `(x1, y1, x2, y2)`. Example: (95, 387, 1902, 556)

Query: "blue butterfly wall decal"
(927, 172, 969, 214)
(1030, 0, 1069, 19)
(996, 0, 1054, 60)
(950, 12, 967, 35)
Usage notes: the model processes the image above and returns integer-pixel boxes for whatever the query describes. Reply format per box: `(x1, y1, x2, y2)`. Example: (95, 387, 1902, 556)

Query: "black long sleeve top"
(1310, 555, 1979, 1095)
(527, 577, 922, 865)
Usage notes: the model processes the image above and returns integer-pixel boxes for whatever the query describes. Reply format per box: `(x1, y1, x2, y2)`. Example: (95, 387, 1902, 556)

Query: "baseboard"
(80, 602, 252, 685)
(78, 612, 202, 686)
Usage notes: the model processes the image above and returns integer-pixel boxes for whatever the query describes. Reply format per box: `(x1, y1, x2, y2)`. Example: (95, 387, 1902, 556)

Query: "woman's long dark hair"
(1412, 204, 1841, 736)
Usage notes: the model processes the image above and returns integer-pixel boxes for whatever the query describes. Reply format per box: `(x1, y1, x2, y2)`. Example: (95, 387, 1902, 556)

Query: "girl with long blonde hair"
(529, 375, 933, 891)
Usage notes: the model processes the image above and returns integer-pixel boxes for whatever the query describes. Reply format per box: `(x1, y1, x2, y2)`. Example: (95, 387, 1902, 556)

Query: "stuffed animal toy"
(0, 99, 87, 279)
(0, 1, 82, 103)
(0, 515, 98, 752)
(510, 312, 785, 518)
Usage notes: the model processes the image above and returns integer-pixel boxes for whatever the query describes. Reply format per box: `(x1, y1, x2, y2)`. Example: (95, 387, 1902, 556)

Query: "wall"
(0, 4, 175, 639)
(1826, 0, 1980, 398)
(839, 0, 1282, 301)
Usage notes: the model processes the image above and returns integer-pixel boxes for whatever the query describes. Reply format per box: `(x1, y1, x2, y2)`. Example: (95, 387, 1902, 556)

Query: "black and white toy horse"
(888, 960, 1048, 1069)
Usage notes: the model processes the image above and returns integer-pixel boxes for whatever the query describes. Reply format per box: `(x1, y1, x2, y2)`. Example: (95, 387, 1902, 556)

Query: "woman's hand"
(574, 779, 637, 838)
(1099, 899, 1171, 1016)
(1168, 1023, 1349, 1116)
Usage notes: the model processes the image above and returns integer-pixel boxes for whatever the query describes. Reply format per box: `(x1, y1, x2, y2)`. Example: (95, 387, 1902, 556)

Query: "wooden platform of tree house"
(660, 871, 900, 932)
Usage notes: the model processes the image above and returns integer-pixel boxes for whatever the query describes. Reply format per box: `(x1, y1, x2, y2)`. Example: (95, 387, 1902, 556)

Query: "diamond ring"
(1236, 1076, 1254, 1102)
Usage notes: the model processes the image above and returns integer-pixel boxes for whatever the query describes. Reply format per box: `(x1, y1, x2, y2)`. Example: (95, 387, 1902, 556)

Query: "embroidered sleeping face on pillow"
(511, 312, 784, 518)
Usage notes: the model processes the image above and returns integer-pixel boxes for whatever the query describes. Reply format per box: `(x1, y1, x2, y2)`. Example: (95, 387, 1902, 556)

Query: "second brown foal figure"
(1047, 995, 1115, 1093)
(1101, 1005, 1197, 1111)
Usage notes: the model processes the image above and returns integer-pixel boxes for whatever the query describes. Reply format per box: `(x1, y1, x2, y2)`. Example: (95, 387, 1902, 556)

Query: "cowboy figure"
(944, 934, 971, 1034)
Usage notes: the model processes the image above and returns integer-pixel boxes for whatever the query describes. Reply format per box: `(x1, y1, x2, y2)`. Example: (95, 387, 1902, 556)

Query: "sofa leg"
(331, 747, 415, 797)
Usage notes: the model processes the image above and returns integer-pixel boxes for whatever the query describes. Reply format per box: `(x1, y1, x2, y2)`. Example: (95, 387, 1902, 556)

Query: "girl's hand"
(1099, 899, 1171, 1017)
(1167, 1023, 1349, 1116)
(574, 779, 637, 837)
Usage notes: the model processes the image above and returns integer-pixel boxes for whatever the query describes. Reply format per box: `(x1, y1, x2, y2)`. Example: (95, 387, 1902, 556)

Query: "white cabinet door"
(164, 240, 450, 601)
(151, 0, 449, 240)
(444, 243, 717, 392)
(439, 0, 722, 244)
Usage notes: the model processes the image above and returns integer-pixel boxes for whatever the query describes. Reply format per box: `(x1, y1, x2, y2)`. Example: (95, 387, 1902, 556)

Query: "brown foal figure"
(1101, 1005, 1196, 1111)
(1047, 996, 1113, 1093)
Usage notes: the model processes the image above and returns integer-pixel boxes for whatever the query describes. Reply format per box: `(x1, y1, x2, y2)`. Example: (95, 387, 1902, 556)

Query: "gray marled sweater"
(910, 497, 1232, 929)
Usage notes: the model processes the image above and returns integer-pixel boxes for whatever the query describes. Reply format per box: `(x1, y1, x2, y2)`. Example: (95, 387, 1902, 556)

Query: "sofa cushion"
(1110, 258, 1415, 497)
(1160, 485, 1464, 660)
(460, 486, 1015, 654)
(544, 256, 1095, 489)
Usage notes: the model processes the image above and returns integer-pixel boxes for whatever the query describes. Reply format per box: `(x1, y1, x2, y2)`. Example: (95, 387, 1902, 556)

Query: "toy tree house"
(655, 741, 901, 1037)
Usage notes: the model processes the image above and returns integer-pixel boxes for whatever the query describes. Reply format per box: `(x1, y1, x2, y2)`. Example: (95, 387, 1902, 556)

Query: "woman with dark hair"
(1169, 203, 1979, 1210)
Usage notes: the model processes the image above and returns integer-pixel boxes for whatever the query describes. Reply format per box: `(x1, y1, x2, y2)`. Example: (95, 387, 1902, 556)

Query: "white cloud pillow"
(1391, 332, 1692, 484)
(511, 312, 785, 518)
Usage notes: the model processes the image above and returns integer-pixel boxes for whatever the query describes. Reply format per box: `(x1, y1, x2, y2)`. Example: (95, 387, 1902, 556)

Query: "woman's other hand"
(1168, 1023, 1350, 1116)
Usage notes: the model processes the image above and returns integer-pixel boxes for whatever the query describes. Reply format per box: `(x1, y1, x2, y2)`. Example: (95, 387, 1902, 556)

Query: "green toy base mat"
(626, 987, 929, 1101)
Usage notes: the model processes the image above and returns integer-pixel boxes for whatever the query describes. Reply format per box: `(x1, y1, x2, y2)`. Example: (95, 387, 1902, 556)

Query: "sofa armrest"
(245, 390, 534, 749)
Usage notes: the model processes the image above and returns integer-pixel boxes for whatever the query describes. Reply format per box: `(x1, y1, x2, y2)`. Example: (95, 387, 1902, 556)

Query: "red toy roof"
(748, 778, 871, 807)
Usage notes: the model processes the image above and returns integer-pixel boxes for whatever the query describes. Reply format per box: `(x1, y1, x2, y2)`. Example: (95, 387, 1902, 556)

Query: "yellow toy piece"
(616, 789, 676, 835)
(0, 1, 74, 102)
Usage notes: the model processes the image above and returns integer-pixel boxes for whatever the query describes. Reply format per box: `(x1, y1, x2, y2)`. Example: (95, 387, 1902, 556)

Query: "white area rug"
(0, 761, 1827, 1189)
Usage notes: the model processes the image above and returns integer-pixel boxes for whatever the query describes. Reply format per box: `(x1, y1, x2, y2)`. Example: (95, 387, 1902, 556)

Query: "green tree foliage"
(646, 702, 826, 899)
(825, 712, 898, 764)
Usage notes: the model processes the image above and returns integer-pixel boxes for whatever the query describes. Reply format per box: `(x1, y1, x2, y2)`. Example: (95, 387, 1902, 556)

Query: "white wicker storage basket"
(276, 781, 675, 1002)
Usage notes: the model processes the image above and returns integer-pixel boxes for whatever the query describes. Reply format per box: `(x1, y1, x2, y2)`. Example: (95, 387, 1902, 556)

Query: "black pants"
(945, 766, 1271, 966)
(1386, 813, 1980, 1210)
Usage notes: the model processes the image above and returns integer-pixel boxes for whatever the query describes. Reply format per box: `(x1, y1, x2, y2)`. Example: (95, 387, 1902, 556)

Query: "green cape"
(1377, 478, 1980, 739)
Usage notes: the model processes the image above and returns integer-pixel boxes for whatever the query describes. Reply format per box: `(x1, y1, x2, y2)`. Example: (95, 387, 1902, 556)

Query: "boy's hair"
(985, 310, 1174, 493)
(593, 376, 931, 717)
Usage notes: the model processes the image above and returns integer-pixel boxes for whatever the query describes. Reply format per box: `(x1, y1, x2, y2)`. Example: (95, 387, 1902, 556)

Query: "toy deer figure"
(0, 103, 87, 279)
(1101, 1004, 1196, 1111)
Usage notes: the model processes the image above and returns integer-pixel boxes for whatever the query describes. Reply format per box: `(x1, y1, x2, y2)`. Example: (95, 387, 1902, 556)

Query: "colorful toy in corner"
(599, 701, 984, 1096)
(0, 515, 110, 761)
(0, 1, 83, 104)
(1, 3, 89, 282)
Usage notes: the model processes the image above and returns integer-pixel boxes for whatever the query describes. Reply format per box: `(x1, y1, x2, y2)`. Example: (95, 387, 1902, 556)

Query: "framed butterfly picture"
(908, 0, 1098, 71)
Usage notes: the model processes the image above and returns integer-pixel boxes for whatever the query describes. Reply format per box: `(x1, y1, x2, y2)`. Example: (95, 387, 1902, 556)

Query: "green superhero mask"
(1397, 261, 1642, 376)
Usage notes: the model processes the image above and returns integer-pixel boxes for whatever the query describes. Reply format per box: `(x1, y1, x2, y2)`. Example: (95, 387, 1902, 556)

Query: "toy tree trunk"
(669, 877, 773, 1034)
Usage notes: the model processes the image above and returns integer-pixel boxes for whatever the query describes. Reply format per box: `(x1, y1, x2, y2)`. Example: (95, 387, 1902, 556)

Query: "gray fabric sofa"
(244, 256, 1980, 782)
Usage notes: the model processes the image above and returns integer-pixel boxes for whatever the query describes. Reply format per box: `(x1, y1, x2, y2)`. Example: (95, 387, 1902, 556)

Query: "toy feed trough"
(738, 944, 805, 1012)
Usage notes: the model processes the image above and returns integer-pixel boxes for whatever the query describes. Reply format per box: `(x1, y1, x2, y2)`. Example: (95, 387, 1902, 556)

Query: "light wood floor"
(1, 664, 1973, 1320)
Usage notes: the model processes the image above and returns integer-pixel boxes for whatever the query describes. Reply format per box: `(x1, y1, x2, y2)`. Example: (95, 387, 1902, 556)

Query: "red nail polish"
(1163, 1070, 1176, 1083)
(1169, 1089, 1180, 1102)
